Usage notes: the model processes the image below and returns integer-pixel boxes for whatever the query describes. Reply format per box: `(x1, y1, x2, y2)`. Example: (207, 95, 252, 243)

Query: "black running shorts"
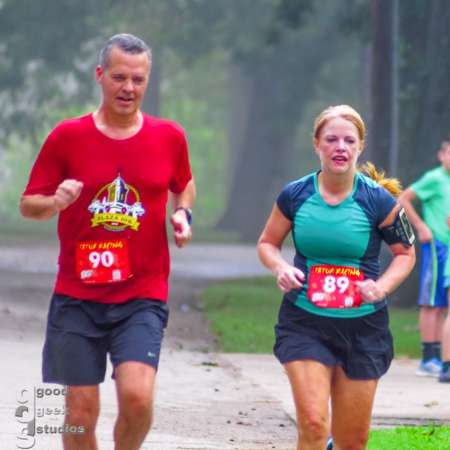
(274, 299, 393, 380)
(43, 294, 168, 386)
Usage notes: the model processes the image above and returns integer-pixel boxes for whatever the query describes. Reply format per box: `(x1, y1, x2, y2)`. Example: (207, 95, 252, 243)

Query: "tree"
(0, 0, 229, 141)
(0, 0, 113, 145)
(217, 0, 355, 239)
(370, 0, 394, 173)
(334, 0, 450, 183)
(399, 0, 450, 182)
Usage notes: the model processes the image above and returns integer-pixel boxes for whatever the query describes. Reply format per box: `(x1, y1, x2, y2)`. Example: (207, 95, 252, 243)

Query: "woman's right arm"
(257, 204, 304, 293)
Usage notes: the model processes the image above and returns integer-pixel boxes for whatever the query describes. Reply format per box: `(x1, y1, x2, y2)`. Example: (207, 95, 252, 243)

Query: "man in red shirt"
(20, 33, 195, 450)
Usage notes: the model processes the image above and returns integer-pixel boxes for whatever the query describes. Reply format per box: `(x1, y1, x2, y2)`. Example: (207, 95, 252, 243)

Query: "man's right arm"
(20, 195, 59, 220)
(398, 187, 432, 242)
(20, 179, 83, 221)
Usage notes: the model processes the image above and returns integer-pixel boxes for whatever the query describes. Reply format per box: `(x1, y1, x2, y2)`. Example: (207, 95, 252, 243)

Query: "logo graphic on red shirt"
(88, 174, 145, 231)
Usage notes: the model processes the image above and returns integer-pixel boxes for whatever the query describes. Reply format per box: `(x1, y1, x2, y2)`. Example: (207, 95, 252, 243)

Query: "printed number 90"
(89, 251, 114, 268)
(323, 276, 349, 293)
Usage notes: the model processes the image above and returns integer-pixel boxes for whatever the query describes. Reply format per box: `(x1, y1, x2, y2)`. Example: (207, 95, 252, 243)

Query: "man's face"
(96, 46, 150, 118)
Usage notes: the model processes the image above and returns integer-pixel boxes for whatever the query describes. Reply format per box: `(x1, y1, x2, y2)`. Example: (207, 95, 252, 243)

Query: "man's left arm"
(170, 178, 196, 248)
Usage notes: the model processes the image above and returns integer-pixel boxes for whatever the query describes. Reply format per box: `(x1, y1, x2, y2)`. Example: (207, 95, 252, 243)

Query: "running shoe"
(326, 437, 333, 450)
(416, 358, 442, 377)
(439, 367, 450, 383)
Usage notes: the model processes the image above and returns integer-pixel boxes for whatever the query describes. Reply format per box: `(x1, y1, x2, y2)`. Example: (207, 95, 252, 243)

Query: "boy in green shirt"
(400, 139, 450, 376)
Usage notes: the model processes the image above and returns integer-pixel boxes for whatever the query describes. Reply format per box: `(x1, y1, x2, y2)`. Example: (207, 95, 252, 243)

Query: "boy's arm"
(398, 188, 432, 242)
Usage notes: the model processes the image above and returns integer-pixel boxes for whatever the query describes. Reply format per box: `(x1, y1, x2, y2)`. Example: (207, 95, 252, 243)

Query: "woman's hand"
(355, 279, 386, 303)
(275, 264, 305, 293)
(258, 204, 301, 293)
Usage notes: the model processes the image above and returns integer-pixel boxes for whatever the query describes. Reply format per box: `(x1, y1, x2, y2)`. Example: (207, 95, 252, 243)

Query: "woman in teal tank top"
(257, 105, 416, 450)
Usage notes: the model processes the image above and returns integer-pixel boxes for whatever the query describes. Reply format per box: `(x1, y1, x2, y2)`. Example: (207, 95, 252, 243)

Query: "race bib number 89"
(76, 239, 132, 284)
(307, 265, 364, 308)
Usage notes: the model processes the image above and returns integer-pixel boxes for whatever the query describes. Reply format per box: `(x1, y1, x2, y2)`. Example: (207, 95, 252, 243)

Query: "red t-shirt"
(23, 113, 192, 303)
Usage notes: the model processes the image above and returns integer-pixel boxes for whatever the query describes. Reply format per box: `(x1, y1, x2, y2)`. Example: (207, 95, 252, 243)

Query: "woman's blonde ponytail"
(359, 161, 402, 197)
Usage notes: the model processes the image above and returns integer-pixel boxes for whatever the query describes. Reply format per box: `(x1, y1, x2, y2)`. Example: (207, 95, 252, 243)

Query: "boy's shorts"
(444, 246, 450, 289)
(418, 240, 448, 307)
(43, 294, 168, 385)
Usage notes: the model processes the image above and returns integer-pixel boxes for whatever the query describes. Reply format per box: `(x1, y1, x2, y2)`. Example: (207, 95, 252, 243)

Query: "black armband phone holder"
(380, 208, 415, 246)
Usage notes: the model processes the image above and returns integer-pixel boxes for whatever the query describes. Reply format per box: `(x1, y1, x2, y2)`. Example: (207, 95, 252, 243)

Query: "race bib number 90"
(307, 265, 364, 308)
(76, 239, 132, 284)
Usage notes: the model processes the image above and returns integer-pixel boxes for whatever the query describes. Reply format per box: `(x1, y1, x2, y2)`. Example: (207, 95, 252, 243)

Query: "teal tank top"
(277, 171, 397, 318)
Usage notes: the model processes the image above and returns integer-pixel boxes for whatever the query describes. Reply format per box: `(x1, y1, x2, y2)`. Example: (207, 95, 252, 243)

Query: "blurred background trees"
(1, 0, 449, 303)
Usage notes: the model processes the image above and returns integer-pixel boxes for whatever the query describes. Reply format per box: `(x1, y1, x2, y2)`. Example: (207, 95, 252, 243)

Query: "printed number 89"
(323, 276, 349, 293)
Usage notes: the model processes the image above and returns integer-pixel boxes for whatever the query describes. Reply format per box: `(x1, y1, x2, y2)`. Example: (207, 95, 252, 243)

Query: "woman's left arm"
(356, 205, 416, 302)
(376, 242, 415, 297)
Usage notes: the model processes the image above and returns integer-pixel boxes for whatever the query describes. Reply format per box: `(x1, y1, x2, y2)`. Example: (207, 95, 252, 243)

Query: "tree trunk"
(415, 0, 450, 171)
(370, 0, 394, 173)
(217, 13, 344, 240)
(143, 60, 160, 116)
(393, 1, 450, 307)
(225, 64, 252, 189)
(217, 70, 299, 241)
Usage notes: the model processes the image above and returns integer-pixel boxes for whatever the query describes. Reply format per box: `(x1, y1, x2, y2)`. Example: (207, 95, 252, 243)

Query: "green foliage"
(0, 0, 371, 237)
(291, 34, 366, 177)
(0, 0, 110, 140)
(0, 105, 93, 231)
(3, 0, 432, 238)
(161, 50, 229, 227)
(368, 426, 450, 450)
(0, 135, 34, 223)
(0, 0, 108, 86)
(200, 276, 421, 357)
(335, 0, 371, 41)
(0, 135, 54, 233)
(274, 0, 315, 29)
(398, 0, 450, 183)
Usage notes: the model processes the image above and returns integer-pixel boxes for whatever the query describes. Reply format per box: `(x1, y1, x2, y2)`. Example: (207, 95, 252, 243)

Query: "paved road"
(1, 241, 449, 450)
(0, 241, 272, 278)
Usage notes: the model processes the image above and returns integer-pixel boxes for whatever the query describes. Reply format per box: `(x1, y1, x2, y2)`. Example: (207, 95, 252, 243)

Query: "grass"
(368, 426, 450, 449)
(389, 307, 421, 359)
(199, 276, 421, 357)
(199, 277, 281, 353)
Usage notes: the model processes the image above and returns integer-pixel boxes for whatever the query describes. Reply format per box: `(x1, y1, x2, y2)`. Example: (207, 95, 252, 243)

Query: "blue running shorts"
(418, 240, 448, 307)
(43, 294, 168, 385)
(444, 246, 450, 289)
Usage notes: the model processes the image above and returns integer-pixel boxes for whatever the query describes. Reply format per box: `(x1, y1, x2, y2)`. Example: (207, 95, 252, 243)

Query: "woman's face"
(314, 116, 363, 175)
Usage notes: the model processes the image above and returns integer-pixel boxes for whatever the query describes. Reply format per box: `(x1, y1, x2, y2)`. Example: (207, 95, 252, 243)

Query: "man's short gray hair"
(99, 33, 152, 69)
